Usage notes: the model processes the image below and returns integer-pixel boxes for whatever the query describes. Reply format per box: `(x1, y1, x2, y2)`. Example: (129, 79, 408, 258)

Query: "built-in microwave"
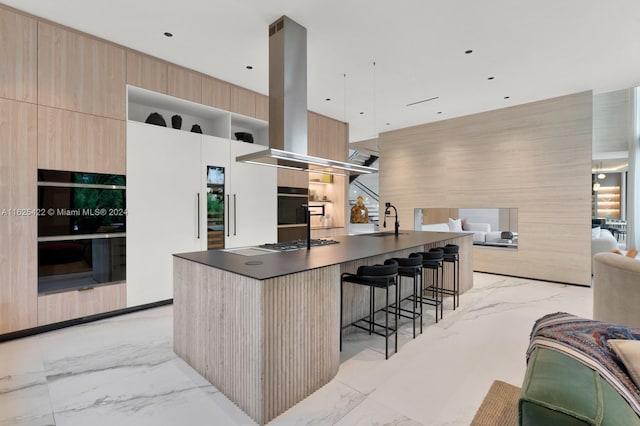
(277, 186, 308, 225)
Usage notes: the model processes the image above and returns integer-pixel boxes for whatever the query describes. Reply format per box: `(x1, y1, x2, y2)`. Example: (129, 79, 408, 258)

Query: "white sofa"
(462, 222, 503, 243)
(592, 228, 618, 258)
(421, 221, 501, 243)
(591, 227, 618, 273)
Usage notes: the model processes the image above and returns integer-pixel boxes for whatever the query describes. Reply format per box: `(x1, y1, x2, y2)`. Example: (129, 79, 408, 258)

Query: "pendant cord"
(373, 61, 377, 137)
(343, 73, 347, 123)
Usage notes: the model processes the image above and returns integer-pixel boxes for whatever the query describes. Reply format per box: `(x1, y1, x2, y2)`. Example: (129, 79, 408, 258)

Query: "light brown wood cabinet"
(277, 168, 309, 188)
(0, 98, 38, 334)
(38, 22, 126, 120)
(38, 106, 126, 174)
(255, 94, 269, 121)
(202, 76, 231, 110)
(230, 85, 256, 117)
(308, 112, 348, 161)
(0, 8, 37, 103)
(307, 112, 348, 229)
(126, 50, 167, 93)
(37, 283, 126, 326)
(168, 65, 202, 103)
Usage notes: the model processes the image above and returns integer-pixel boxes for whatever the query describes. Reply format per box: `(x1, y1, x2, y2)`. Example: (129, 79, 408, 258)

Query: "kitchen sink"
(357, 232, 408, 237)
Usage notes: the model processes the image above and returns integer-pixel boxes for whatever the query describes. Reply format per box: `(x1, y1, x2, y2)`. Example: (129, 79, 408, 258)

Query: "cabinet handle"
(197, 193, 201, 239)
(78, 287, 94, 292)
(226, 194, 230, 237)
(233, 194, 237, 236)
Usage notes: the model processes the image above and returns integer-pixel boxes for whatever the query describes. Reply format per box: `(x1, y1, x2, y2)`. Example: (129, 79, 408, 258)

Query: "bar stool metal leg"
(340, 260, 399, 360)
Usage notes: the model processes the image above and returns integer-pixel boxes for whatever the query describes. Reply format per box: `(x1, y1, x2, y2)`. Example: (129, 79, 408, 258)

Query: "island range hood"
(236, 16, 377, 176)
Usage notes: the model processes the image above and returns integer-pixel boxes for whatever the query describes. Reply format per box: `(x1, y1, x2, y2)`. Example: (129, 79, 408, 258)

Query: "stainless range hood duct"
(236, 16, 377, 176)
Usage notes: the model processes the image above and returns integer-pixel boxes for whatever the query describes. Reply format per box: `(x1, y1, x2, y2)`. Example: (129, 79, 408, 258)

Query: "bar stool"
(390, 253, 423, 338)
(414, 248, 444, 322)
(340, 259, 399, 359)
(441, 244, 460, 310)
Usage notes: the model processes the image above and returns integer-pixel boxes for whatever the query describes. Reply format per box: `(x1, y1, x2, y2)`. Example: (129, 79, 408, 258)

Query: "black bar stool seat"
(340, 259, 399, 359)
(390, 253, 423, 338)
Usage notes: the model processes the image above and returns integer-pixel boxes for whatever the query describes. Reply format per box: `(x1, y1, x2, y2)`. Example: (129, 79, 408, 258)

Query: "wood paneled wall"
(379, 92, 593, 285)
(0, 98, 38, 334)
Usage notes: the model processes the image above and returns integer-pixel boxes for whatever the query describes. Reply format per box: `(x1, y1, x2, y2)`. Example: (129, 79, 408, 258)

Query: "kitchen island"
(173, 230, 473, 425)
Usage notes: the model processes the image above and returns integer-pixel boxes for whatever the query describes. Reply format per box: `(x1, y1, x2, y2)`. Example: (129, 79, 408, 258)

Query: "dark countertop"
(173, 230, 469, 280)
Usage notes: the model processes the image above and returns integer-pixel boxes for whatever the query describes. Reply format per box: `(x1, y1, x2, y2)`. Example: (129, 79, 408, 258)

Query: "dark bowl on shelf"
(234, 132, 254, 143)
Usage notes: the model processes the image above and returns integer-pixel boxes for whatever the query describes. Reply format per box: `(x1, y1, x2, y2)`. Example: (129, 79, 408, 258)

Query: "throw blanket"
(528, 312, 640, 416)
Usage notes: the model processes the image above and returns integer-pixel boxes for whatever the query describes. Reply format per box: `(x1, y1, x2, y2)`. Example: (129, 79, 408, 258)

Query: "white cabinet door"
(126, 122, 202, 306)
(227, 142, 277, 247)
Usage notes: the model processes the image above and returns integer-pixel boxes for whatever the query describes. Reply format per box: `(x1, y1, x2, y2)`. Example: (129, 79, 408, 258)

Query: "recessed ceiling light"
(488, 76, 495, 80)
(504, 96, 510, 99)
(325, 98, 331, 101)
(360, 112, 365, 115)
(164, 32, 173, 37)
(246, 65, 253, 70)
(465, 49, 473, 54)
(386, 122, 390, 125)
(437, 111, 442, 114)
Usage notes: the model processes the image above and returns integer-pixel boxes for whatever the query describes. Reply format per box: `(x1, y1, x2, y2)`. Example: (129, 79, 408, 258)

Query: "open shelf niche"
(127, 85, 269, 146)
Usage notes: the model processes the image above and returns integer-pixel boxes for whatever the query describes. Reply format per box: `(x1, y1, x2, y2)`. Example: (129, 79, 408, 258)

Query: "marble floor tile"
(0, 372, 55, 426)
(0, 273, 593, 425)
(0, 335, 55, 426)
(269, 380, 368, 425)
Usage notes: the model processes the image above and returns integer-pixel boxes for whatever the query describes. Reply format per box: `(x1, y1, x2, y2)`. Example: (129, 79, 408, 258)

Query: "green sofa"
(519, 348, 640, 425)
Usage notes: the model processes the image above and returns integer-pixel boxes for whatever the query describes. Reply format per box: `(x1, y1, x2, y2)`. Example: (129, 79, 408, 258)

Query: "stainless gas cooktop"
(259, 239, 339, 252)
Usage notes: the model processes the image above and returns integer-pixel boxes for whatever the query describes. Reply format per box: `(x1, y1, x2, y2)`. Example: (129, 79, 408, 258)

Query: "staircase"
(348, 150, 380, 225)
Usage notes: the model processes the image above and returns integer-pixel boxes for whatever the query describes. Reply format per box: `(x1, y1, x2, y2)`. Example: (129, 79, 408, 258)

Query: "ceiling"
(4, 0, 640, 142)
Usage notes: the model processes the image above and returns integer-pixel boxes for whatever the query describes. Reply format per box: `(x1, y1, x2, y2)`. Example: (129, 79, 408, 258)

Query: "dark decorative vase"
(191, 124, 203, 134)
(145, 112, 166, 127)
(171, 114, 182, 130)
(234, 132, 254, 143)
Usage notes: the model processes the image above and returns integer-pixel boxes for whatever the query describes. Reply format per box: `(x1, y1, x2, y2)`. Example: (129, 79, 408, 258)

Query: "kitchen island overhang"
(173, 231, 473, 424)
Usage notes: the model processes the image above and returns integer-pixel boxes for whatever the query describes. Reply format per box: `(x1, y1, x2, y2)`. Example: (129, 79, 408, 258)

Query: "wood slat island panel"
(174, 259, 340, 425)
(173, 231, 472, 424)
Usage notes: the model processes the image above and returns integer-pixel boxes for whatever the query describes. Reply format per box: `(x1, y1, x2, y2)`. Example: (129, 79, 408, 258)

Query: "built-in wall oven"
(37, 169, 126, 294)
(277, 186, 308, 241)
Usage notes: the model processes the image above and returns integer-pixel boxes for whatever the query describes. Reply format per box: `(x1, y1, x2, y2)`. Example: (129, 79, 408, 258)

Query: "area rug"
(470, 380, 521, 426)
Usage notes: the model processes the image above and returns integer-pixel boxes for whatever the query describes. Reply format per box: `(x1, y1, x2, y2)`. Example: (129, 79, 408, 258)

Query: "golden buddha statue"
(350, 196, 369, 223)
